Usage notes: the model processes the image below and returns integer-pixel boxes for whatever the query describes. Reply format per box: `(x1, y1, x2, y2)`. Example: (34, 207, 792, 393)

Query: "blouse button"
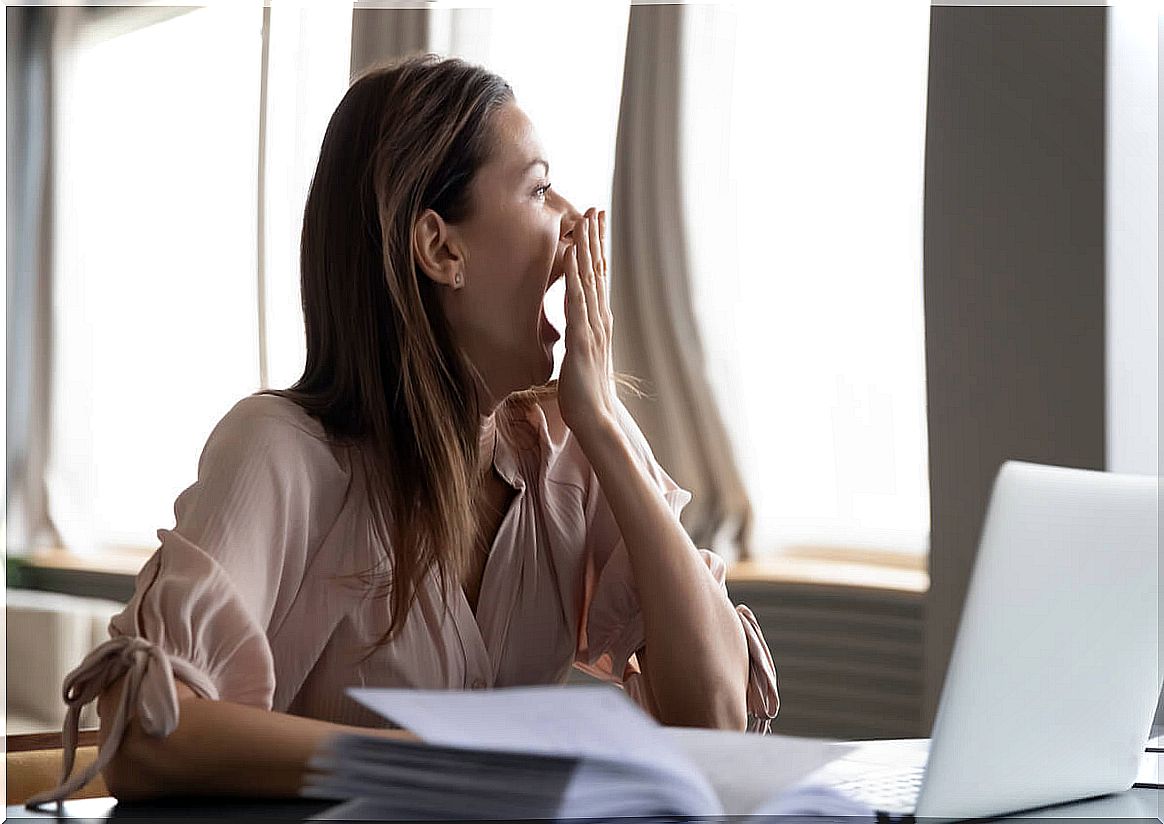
(470, 678, 486, 690)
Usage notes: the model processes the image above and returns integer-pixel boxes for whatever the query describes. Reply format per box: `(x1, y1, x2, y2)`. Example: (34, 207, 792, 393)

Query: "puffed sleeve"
(26, 396, 340, 811)
(571, 398, 780, 734)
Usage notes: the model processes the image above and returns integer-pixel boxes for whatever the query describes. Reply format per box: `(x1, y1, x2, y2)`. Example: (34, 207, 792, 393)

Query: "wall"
(922, 5, 1108, 730)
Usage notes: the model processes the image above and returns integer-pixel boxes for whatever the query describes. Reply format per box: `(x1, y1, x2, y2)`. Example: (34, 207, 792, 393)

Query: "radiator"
(7, 589, 124, 734)
(8, 584, 925, 741)
(567, 580, 926, 741)
(729, 581, 925, 740)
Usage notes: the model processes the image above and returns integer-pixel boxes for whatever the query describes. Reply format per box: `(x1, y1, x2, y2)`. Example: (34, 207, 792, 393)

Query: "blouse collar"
(479, 408, 524, 491)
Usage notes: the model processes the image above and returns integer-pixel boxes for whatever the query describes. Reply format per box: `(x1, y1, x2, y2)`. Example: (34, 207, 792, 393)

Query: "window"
(49, 5, 264, 553)
(681, 2, 932, 557)
(35, 0, 931, 563)
(44, 2, 351, 555)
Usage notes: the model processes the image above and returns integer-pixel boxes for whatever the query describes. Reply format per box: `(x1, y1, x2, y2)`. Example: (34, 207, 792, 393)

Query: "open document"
(302, 684, 874, 820)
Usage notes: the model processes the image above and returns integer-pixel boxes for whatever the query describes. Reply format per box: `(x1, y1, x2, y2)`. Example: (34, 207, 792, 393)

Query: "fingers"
(575, 215, 594, 277)
(591, 212, 612, 338)
(597, 210, 608, 274)
(576, 216, 603, 340)
(587, 209, 604, 279)
(563, 235, 588, 349)
(564, 210, 614, 371)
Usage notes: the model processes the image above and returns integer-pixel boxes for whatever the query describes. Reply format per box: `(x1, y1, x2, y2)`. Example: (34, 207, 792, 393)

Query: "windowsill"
(727, 545, 929, 594)
(20, 544, 929, 595)
(25, 545, 155, 577)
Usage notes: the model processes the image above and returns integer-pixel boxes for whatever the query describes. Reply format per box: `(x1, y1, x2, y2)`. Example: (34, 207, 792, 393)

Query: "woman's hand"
(557, 209, 617, 443)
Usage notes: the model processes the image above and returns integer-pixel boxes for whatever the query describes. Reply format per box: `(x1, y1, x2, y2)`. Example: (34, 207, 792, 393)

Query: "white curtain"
(262, 1, 353, 390)
(7, 6, 64, 558)
(43, 1, 352, 554)
(681, 1, 933, 558)
(608, 3, 756, 558)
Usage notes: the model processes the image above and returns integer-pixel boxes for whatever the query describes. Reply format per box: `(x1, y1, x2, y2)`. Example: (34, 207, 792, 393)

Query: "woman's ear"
(413, 208, 465, 289)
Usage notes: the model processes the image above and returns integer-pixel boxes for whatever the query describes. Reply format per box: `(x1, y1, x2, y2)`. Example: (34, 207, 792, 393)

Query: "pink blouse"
(28, 392, 779, 809)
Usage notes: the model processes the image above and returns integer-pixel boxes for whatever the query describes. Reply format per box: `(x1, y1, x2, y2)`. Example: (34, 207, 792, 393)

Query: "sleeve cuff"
(23, 635, 214, 811)
(599, 604, 779, 733)
(604, 612, 647, 685)
(736, 603, 780, 734)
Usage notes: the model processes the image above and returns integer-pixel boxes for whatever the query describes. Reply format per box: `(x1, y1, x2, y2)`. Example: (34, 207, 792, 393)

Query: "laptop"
(826, 460, 1161, 822)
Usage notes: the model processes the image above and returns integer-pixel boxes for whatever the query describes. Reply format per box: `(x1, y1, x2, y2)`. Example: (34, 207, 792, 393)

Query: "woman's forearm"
(577, 417, 749, 731)
(99, 672, 416, 801)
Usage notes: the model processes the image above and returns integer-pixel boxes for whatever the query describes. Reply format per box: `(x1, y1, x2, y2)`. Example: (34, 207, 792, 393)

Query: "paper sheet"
(347, 684, 702, 779)
(660, 727, 858, 815)
(345, 685, 870, 817)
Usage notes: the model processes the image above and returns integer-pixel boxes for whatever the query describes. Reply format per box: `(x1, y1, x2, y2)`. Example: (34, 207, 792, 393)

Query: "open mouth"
(539, 258, 567, 342)
(544, 257, 567, 294)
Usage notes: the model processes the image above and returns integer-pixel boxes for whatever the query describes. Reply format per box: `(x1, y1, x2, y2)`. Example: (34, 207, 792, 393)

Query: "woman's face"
(417, 101, 585, 408)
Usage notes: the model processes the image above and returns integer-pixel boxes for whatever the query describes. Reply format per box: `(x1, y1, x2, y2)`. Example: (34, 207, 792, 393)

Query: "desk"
(7, 741, 1162, 822)
(5, 791, 1162, 822)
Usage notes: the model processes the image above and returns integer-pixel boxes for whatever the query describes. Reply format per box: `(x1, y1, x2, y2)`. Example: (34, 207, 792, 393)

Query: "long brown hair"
(261, 53, 645, 655)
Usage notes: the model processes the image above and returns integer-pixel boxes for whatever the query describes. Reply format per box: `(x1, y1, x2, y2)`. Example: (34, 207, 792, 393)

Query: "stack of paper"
(302, 684, 874, 821)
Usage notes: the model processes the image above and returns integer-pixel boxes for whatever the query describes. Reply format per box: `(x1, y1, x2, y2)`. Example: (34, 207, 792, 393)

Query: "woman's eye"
(535, 182, 553, 198)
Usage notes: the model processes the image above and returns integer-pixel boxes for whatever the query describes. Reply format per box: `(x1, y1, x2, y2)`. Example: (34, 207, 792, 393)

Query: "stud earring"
(454, 271, 464, 288)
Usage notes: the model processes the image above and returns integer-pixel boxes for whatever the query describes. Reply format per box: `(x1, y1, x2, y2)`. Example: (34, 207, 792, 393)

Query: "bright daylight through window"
(42, 0, 930, 564)
(681, 1, 932, 558)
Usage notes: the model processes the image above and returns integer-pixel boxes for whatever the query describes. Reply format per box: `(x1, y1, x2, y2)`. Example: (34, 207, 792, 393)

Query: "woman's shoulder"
(224, 391, 322, 431)
(204, 392, 349, 479)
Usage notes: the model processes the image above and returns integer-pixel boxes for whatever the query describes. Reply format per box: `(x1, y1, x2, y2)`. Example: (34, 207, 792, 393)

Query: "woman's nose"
(560, 202, 586, 241)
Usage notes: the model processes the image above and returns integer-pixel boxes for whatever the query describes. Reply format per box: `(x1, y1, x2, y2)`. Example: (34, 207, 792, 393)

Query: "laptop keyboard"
(833, 765, 924, 811)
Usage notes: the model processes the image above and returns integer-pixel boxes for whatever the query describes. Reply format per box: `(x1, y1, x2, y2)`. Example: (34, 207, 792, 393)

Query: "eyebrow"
(524, 158, 550, 176)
